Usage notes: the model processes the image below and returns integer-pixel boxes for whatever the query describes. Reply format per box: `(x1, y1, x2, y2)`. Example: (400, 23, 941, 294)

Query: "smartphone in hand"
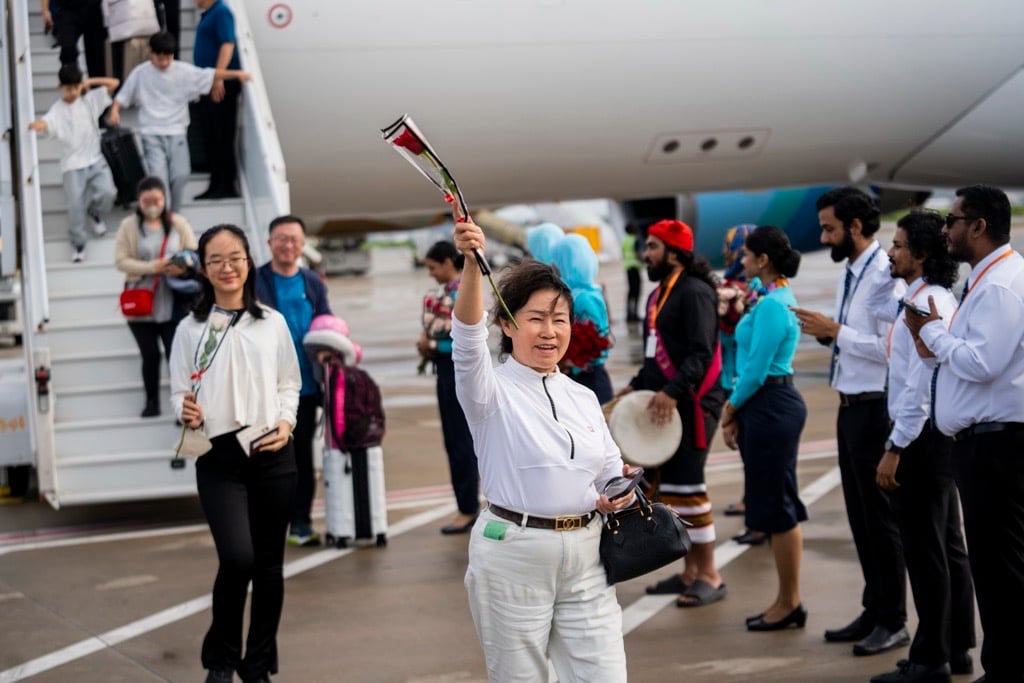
(899, 299, 933, 318)
(602, 468, 645, 501)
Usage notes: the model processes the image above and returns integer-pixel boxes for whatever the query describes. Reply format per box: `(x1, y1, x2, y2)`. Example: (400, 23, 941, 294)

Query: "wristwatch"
(883, 439, 904, 455)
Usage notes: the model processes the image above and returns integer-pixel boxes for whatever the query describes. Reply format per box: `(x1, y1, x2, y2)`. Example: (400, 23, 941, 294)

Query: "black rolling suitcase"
(101, 127, 147, 207)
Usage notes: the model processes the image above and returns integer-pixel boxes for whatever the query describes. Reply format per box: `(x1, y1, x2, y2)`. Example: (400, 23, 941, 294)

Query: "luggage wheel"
(336, 537, 350, 549)
(375, 533, 387, 547)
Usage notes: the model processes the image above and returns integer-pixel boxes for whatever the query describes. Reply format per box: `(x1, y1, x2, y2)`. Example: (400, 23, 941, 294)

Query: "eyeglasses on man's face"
(205, 256, 249, 271)
(944, 214, 975, 228)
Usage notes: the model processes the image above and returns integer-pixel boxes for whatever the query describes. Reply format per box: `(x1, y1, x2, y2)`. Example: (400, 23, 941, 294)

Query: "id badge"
(645, 333, 657, 359)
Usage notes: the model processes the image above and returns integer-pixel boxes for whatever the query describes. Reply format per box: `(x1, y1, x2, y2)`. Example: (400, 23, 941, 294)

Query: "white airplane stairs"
(9, 0, 289, 506)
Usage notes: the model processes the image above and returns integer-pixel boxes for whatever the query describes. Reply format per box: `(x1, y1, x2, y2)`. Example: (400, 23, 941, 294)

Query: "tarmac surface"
(0, 225, 996, 682)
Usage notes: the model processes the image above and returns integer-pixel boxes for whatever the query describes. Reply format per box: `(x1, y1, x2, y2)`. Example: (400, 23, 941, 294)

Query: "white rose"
(209, 310, 232, 331)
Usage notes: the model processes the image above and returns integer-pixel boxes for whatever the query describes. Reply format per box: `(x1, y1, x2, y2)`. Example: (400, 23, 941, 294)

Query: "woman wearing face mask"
(114, 176, 198, 417)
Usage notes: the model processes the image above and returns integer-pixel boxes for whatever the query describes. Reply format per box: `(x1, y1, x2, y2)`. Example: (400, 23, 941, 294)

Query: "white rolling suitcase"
(323, 445, 388, 548)
(303, 315, 388, 549)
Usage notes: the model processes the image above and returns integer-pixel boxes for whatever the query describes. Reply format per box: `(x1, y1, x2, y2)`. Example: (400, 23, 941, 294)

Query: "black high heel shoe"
(746, 604, 807, 631)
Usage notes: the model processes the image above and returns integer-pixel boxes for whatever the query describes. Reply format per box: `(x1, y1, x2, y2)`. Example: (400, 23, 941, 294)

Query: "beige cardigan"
(114, 213, 198, 284)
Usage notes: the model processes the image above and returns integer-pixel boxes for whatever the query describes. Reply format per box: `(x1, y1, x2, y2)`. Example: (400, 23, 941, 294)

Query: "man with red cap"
(617, 219, 727, 607)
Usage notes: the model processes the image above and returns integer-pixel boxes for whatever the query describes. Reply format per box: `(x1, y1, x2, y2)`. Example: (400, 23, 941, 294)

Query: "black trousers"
(434, 354, 478, 515)
(55, 1, 107, 78)
(197, 432, 296, 681)
(197, 80, 241, 194)
(127, 320, 177, 405)
(626, 267, 641, 321)
(157, 0, 180, 58)
(569, 364, 613, 404)
(892, 426, 975, 667)
(836, 398, 906, 630)
(953, 429, 1024, 682)
(289, 393, 320, 527)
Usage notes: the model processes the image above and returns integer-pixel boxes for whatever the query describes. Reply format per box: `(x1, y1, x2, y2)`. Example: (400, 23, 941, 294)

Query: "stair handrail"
(9, 0, 49, 331)
(225, 0, 290, 265)
(7, 0, 58, 503)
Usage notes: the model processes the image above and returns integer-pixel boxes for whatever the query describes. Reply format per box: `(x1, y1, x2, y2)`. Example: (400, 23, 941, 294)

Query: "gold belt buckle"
(554, 516, 583, 531)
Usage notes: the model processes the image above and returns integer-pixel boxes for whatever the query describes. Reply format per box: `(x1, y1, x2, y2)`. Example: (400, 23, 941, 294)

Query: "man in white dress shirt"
(871, 211, 975, 683)
(905, 185, 1024, 683)
(793, 187, 908, 657)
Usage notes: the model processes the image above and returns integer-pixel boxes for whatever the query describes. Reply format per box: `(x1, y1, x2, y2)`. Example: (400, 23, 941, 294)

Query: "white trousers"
(465, 509, 627, 683)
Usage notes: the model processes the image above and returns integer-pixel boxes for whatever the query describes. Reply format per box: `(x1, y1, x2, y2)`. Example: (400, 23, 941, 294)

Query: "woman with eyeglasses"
(170, 224, 301, 683)
(114, 176, 197, 417)
(451, 219, 637, 682)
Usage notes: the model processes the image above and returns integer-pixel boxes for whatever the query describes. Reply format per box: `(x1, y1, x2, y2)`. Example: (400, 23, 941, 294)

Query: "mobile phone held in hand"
(602, 467, 645, 501)
(899, 299, 932, 318)
(249, 426, 279, 454)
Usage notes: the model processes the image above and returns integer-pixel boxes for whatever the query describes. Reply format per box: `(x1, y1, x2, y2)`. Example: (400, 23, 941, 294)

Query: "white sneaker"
(87, 212, 107, 236)
(71, 246, 85, 263)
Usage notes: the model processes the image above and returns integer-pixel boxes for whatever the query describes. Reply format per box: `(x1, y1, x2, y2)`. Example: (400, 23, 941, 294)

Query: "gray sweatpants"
(141, 133, 190, 212)
(64, 159, 116, 249)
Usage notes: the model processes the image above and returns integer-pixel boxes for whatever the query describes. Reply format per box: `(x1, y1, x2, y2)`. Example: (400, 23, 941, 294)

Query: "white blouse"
(170, 305, 301, 439)
(451, 316, 624, 517)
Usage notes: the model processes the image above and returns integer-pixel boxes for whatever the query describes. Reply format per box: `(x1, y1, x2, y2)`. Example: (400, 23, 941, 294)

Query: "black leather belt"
(488, 504, 596, 531)
(838, 391, 886, 407)
(953, 422, 1024, 443)
(763, 375, 794, 386)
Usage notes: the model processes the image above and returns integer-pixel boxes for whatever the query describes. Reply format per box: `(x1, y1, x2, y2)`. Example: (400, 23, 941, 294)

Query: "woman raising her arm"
(451, 220, 636, 682)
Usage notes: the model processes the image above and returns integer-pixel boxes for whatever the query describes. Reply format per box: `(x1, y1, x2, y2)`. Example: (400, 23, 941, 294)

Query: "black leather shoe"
(870, 661, 951, 683)
(732, 530, 768, 545)
(141, 401, 160, 418)
(824, 613, 874, 642)
(853, 625, 911, 656)
(897, 652, 972, 676)
(440, 515, 477, 535)
(204, 669, 233, 683)
(746, 604, 807, 631)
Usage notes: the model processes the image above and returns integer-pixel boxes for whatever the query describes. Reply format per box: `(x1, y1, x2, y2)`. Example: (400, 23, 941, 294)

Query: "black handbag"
(599, 488, 692, 584)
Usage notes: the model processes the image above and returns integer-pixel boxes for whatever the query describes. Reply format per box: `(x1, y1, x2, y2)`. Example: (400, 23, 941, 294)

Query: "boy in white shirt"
(108, 32, 250, 211)
(29, 64, 119, 263)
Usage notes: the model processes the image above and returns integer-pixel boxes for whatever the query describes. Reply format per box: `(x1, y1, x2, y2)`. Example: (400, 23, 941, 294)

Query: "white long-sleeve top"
(170, 305, 301, 439)
(920, 246, 1024, 436)
(832, 241, 906, 393)
(886, 278, 957, 448)
(451, 316, 624, 517)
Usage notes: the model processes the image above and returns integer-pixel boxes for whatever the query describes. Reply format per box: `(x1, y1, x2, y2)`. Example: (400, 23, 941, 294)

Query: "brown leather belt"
(488, 504, 596, 531)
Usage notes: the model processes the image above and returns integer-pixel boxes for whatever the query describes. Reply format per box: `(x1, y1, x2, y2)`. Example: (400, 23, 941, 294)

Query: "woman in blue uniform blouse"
(720, 225, 808, 632)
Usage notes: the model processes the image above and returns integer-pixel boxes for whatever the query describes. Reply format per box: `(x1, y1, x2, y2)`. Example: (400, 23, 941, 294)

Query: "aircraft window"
(701, 137, 717, 152)
(662, 140, 680, 154)
(738, 136, 755, 149)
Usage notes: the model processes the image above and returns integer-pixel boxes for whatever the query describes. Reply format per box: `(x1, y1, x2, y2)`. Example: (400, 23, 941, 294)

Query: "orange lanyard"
(887, 282, 928, 356)
(650, 270, 681, 332)
(949, 249, 1012, 326)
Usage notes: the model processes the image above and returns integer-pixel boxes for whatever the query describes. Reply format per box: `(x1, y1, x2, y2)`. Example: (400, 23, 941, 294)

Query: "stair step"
(54, 414, 180, 457)
(40, 176, 212, 213)
(46, 285, 125, 320)
(45, 316, 138, 353)
(45, 260, 124, 291)
(42, 199, 243, 243)
(51, 348, 167, 387)
(47, 448, 197, 506)
(56, 379, 173, 422)
(44, 235, 117, 264)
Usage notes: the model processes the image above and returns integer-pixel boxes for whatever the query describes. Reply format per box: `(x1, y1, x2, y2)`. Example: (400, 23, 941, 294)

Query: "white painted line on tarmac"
(0, 503, 455, 683)
(0, 488, 459, 556)
(621, 465, 842, 635)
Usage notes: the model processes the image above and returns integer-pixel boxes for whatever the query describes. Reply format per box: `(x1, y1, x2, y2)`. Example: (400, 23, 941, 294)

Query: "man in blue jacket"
(256, 215, 332, 546)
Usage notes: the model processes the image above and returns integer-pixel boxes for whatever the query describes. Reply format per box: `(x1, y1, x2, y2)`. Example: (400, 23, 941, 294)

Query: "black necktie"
(829, 267, 855, 385)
